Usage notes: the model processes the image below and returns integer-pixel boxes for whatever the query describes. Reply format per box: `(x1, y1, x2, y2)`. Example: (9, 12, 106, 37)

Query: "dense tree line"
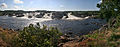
(0, 10, 100, 16)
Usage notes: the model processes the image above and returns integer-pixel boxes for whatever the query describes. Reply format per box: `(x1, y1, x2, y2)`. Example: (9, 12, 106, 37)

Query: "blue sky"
(0, 0, 101, 11)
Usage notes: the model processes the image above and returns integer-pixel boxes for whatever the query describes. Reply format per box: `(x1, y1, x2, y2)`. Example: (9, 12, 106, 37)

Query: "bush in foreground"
(13, 23, 62, 47)
(0, 23, 62, 47)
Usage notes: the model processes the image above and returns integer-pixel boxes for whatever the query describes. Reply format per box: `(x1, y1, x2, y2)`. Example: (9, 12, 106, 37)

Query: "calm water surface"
(0, 16, 106, 35)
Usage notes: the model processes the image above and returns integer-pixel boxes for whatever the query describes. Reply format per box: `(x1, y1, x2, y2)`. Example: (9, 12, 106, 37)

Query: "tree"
(97, 0, 120, 28)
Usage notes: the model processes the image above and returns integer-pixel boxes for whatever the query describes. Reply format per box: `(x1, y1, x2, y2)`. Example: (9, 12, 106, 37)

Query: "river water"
(0, 16, 106, 35)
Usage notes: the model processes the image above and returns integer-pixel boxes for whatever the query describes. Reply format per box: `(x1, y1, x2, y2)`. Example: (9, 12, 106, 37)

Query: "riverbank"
(59, 27, 120, 47)
(0, 24, 120, 47)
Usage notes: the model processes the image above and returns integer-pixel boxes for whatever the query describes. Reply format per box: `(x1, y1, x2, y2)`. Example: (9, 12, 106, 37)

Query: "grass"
(78, 27, 120, 47)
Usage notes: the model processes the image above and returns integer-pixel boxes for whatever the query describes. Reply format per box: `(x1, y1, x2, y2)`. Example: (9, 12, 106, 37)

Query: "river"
(0, 16, 106, 35)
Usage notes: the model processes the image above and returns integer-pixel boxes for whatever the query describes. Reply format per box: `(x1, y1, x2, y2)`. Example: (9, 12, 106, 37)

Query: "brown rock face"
(62, 41, 80, 47)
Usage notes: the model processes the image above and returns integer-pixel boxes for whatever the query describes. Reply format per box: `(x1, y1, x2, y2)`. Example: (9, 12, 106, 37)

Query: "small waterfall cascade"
(42, 13, 52, 19)
(67, 13, 82, 19)
(62, 16, 67, 19)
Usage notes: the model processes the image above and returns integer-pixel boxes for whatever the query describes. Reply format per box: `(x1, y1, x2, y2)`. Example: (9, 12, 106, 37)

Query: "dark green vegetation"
(14, 23, 62, 47)
(97, 0, 120, 28)
(0, 10, 24, 16)
(0, 10, 99, 16)
(77, 0, 120, 47)
(71, 11, 99, 15)
(0, 23, 62, 47)
(0, 10, 47, 16)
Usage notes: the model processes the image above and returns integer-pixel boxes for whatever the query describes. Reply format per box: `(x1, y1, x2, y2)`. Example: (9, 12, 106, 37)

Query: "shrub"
(13, 23, 62, 47)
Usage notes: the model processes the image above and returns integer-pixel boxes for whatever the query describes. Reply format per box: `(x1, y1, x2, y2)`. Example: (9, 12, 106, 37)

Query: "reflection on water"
(0, 16, 106, 35)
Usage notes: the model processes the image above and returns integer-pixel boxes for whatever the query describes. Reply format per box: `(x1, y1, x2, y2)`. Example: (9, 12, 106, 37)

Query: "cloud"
(60, 5, 64, 8)
(14, 0, 23, 4)
(0, 3, 7, 8)
(14, 5, 19, 9)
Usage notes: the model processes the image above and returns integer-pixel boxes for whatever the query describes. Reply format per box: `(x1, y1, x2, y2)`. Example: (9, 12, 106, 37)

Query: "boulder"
(28, 16, 32, 18)
(51, 12, 68, 19)
(35, 13, 44, 18)
(16, 14, 24, 17)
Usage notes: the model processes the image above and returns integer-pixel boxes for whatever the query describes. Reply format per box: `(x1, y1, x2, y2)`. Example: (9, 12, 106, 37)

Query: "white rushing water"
(42, 13, 52, 19)
(7, 12, 90, 20)
(0, 16, 106, 35)
(66, 13, 89, 20)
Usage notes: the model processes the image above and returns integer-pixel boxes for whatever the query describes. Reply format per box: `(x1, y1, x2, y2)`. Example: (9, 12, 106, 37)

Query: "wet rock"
(16, 14, 24, 17)
(59, 33, 81, 44)
(51, 12, 68, 19)
(7, 14, 15, 17)
(9, 29, 14, 31)
(60, 35, 74, 43)
(84, 23, 89, 25)
(103, 24, 108, 27)
(78, 36, 88, 41)
(16, 29, 20, 31)
(67, 32, 73, 35)
(64, 33, 71, 37)
(28, 16, 32, 18)
(58, 43, 64, 47)
(35, 14, 44, 18)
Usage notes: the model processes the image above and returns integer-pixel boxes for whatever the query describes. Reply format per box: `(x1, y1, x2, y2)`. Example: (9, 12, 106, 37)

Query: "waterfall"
(42, 13, 52, 19)
(66, 13, 89, 20)
(62, 16, 67, 19)
(67, 13, 81, 19)
(14, 12, 89, 20)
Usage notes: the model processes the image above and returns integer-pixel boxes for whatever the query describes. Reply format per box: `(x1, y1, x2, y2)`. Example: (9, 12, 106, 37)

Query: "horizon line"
(0, 9, 99, 11)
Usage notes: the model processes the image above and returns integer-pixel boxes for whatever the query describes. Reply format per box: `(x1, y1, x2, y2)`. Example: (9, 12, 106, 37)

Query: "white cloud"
(60, 5, 64, 8)
(14, 5, 19, 9)
(14, 0, 23, 4)
(0, 3, 7, 8)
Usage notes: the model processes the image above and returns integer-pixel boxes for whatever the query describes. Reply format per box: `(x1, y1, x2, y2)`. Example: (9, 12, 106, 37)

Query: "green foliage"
(97, 0, 120, 28)
(85, 33, 99, 39)
(108, 33, 120, 41)
(71, 11, 99, 16)
(13, 23, 62, 47)
(107, 33, 120, 47)
(0, 11, 4, 16)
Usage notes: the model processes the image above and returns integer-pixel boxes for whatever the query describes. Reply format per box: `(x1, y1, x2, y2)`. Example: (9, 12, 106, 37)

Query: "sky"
(0, 0, 101, 11)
